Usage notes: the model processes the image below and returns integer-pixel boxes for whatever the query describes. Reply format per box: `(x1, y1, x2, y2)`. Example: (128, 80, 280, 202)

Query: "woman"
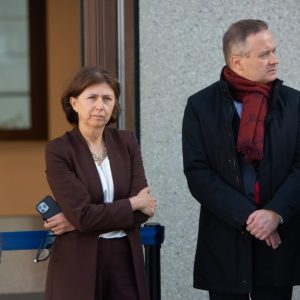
(43, 67, 156, 300)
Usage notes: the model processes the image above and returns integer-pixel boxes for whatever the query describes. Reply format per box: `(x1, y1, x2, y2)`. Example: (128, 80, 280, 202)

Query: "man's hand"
(246, 209, 281, 240)
(265, 230, 281, 249)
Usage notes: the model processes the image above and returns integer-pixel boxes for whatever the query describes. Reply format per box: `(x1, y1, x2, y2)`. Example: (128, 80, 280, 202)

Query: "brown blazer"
(44, 126, 149, 300)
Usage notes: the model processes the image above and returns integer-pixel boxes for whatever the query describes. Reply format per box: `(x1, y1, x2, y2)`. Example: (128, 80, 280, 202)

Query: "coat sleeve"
(45, 139, 134, 233)
(264, 97, 300, 223)
(182, 98, 256, 230)
(127, 132, 149, 226)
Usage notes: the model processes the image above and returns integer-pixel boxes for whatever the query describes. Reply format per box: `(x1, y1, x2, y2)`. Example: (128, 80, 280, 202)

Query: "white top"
(95, 157, 126, 239)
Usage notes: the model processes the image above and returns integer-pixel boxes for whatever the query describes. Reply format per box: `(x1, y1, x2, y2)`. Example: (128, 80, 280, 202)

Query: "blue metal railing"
(0, 222, 164, 300)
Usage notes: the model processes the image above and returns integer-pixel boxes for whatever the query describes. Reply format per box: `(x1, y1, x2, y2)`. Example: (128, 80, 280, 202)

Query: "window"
(0, 0, 47, 140)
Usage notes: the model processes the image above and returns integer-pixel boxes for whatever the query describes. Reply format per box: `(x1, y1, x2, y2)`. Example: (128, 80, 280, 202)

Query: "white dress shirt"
(233, 100, 242, 118)
(95, 157, 126, 239)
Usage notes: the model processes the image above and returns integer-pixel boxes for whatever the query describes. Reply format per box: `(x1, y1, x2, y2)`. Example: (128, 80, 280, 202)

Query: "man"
(182, 19, 300, 300)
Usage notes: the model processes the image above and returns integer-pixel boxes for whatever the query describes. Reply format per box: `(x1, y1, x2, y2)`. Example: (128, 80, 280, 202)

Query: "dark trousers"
(95, 236, 138, 300)
(209, 286, 293, 300)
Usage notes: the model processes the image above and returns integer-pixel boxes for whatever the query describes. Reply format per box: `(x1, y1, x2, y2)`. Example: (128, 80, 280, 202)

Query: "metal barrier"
(141, 223, 165, 300)
(0, 223, 165, 300)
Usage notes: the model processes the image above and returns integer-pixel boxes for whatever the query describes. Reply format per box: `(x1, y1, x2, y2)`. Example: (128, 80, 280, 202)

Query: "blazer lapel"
(72, 127, 104, 203)
(71, 126, 129, 204)
(104, 127, 125, 201)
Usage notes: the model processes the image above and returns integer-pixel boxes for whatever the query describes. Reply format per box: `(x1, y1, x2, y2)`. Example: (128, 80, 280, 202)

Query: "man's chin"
(261, 74, 277, 84)
(268, 71, 277, 80)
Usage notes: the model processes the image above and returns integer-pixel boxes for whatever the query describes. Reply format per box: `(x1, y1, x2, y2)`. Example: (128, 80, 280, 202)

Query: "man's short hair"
(223, 19, 269, 64)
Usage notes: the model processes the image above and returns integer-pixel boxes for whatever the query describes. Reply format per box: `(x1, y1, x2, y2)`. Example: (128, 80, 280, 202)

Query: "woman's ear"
(69, 97, 78, 112)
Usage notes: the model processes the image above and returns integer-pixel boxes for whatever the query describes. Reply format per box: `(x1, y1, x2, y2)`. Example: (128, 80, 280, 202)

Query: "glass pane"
(0, 0, 30, 129)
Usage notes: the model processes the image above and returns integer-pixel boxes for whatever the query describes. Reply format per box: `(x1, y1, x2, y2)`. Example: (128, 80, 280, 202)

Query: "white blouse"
(95, 157, 126, 239)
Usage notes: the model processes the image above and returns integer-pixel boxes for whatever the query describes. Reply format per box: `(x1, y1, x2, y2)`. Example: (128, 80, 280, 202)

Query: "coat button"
(242, 280, 247, 284)
(241, 230, 245, 234)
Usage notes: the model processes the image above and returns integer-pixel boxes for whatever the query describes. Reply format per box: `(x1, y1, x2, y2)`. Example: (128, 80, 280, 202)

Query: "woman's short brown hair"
(61, 67, 121, 125)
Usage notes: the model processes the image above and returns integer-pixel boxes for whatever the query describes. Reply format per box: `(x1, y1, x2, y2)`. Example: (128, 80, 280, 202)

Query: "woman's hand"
(44, 212, 75, 235)
(129, 187, 157, 217)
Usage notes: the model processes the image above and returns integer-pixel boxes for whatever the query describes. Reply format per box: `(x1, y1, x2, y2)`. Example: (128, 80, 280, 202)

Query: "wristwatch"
(279, 216, 284, 225)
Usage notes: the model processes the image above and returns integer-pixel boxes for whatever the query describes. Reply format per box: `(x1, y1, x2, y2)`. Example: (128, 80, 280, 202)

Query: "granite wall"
(139, 1, 300, 299)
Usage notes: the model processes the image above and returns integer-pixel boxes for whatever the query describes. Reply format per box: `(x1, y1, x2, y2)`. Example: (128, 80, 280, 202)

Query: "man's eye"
(261, 53, 268, 58)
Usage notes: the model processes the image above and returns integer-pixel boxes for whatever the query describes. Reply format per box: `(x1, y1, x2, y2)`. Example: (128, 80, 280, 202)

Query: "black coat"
(182, 76, 300, 293)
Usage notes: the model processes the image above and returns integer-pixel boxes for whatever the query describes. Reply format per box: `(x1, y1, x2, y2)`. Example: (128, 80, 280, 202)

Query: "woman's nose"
(95, 98, 103, 109)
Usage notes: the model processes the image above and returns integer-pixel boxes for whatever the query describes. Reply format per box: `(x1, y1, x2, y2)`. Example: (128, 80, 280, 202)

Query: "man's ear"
(70, 97, 77, 112)
(230, 55, 242, 71)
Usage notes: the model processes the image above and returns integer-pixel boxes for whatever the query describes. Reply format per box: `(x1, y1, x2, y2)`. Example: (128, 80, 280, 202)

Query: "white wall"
(139, 1, 300, 299)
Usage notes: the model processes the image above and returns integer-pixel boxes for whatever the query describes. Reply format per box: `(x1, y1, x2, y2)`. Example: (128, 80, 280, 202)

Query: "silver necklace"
(91, 146, 107, 163)
(91, 151, 107, 162)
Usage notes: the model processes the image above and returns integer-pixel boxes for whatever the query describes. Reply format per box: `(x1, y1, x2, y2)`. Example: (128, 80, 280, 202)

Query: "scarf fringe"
(237, 142, 264, 161)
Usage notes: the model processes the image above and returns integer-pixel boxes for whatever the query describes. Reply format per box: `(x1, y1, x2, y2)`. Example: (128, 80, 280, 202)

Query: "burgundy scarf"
(223, 66, 272, 161)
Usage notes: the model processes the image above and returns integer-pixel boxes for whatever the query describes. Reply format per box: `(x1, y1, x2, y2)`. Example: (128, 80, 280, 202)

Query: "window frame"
(81, 0, 139, 136)
(0, 0, 47, 140)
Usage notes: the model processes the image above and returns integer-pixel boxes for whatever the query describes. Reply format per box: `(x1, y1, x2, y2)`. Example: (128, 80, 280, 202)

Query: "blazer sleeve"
(182, 98, 256, 230)
(45, 139, 134, 233)
(127, 132, 149, 226)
